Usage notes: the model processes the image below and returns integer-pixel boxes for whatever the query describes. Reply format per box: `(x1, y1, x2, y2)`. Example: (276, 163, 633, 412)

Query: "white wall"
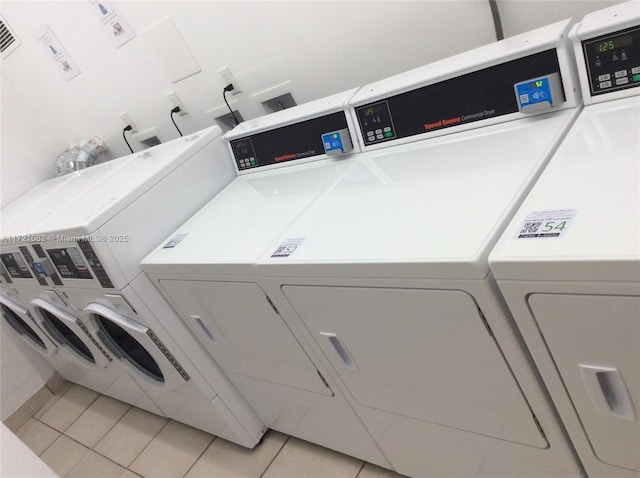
(498, 0, 627, 38)
(0, 1, 497, 207)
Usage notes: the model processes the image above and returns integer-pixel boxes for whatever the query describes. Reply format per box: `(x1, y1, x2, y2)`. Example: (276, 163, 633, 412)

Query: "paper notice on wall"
(36, 25, 81, 81)
(89, 0, 135, 48)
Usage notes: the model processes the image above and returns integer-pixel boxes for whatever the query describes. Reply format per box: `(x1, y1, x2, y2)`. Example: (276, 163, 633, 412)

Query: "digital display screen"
(596, 35, 633, 53)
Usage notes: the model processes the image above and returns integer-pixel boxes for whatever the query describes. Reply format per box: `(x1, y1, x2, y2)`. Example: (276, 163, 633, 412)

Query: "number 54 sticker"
(515, 209, 577, 240)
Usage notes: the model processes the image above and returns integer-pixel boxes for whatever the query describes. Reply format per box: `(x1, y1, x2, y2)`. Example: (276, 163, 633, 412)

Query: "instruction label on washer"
(515, 209, 577, 239)
(271, 238, 306, 258)
(163, 233, 188, 248)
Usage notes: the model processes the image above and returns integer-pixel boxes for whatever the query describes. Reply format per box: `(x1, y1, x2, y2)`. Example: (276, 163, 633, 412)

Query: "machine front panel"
(0, 252, 33, 279)
(46, 247, 93, 280)
(282, 285, 548, 448)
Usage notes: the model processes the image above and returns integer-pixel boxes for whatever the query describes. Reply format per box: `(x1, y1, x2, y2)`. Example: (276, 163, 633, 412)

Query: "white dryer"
(490, 2, 640, 477)
(5, 126, 265, 446)
(142, 90, 391, 466)
(257, 22, 585, 478)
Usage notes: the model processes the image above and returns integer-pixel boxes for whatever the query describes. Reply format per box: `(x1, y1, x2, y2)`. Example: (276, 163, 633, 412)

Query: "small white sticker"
(271, 237, 306, 258)
(515, 209, 577, 239)
(163, 233, 188, 248)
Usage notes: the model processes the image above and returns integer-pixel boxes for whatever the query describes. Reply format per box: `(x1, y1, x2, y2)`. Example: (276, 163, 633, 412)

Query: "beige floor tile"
(94, 407, 168, 467)
(119, 471, 143, 478)
(46, 373, 71, 395)
(15, 418, 60, 456)
(263, 437, 363, 478)
(185, 430, 288, 478)
(38, 384, 99, 432)
(129, 419, 214, 478)
(40, 435, 90, 477)
(4, 386, 54, 431)
(358, 463, 408, 478)
(67, 450, 125, 478)
(66, 395, 131, 447)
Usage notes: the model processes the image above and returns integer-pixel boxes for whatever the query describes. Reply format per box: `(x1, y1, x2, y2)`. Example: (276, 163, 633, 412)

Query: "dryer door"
(84, 302, 188, 391)
(0, 295, 57, 356)
(30, 297, 109, 369)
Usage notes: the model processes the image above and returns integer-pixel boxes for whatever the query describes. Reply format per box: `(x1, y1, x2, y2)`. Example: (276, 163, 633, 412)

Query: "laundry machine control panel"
(0, 252, 33, 280)
(229, 111, 350, 171)
(354, 49, 566, 146)
(45, 247, 93, 280)
(582, 26, 640, 96)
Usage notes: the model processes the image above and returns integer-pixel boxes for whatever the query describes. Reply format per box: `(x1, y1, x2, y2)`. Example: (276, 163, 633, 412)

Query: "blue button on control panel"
(322, 128, 353, 156)
(514, 72, 563, 113)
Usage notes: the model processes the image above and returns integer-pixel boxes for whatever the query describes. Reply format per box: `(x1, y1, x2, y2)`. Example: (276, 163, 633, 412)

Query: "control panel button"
(383, 127, 391, 132)
(376, 134, 384, 140)
(616, 77, 629, 85)
(599, 80, 612, 88)
(367, 131, 374, 137)
(632, 66, 640, 74)
(615, 70, 627, 78)
(375, 129, 382, 134)
(598, 73, 611, 81)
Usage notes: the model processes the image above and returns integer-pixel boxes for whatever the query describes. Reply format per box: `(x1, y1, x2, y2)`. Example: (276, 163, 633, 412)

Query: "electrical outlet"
(119, 113, 137, 132)
(218, 65, 240, 94)
(166, 92, 187, 115)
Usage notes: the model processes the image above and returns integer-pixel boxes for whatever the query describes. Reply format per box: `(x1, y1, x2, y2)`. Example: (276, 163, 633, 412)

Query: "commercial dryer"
(2, 126, 265, 446)
(490, 2, 640, 477)
(257, 21, 585, 478)
(142, 90, 391, 466)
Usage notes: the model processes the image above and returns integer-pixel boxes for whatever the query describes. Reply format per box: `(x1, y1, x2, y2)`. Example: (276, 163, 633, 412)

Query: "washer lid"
(259, 108, 578, 279)
(490, 96, 640, 282)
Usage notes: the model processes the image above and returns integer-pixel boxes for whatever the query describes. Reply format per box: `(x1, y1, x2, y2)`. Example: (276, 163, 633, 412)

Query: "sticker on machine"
(163, 233, 188, 248)
(514, 209, 577, 239)
(271, 237, 306, 258)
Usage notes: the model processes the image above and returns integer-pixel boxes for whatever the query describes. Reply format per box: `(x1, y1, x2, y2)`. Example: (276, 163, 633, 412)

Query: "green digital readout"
(597, 34, 632, 53)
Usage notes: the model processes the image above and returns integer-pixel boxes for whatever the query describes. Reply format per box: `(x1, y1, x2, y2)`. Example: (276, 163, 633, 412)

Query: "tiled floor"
(5, 382, 406, 478)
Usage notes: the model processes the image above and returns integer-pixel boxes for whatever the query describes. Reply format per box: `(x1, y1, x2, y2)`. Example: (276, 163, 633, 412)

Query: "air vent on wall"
(0, 15, 21, 58)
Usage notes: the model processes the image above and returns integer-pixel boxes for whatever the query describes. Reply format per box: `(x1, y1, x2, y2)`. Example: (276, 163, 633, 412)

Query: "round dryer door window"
(84, 301, 189, 391)
(1, 302, 51, 354)
(93, 313, 164, 384)
(30, 297, 109, 369)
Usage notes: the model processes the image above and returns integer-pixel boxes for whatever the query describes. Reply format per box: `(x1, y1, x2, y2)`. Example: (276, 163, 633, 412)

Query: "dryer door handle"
(320, 332, 358, 370)
(580, 364, 637, 421)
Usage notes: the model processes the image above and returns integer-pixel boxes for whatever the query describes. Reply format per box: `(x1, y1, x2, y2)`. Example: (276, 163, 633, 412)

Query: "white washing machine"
(256, 21, 586, 478)
(489, 2, 640, 477)
(1, 162, 161, 414)
(142, 90, 391, 466)
(2, 126, 266, 446)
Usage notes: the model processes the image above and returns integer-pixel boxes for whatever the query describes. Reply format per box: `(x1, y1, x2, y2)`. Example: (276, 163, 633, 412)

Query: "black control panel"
(355, 49, 563, 145)
(20, 246, 48, 286)
(229, 111, 349, 171)
(47, 247, 93, 280)
(0, 253, 32, 279)
(583, 26, 640, 96)
(78, 240, 114, 288)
